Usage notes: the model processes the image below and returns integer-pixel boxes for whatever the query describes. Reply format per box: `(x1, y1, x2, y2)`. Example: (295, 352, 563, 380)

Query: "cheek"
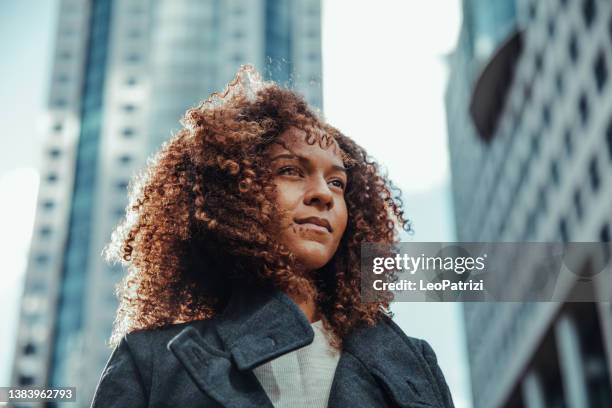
(337, 202, 349, 236)
(273, 183, 300, 216)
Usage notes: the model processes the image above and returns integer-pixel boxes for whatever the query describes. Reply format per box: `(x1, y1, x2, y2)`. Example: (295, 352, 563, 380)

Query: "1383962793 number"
(0, 387, 76, 402)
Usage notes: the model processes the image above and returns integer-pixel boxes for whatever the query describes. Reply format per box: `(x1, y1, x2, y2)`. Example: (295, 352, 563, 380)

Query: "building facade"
(446, 0, 612, 407)
(10, 0, 322, 406)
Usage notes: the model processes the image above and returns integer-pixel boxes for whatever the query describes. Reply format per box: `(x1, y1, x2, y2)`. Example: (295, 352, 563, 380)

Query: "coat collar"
(167, 286, 442, 407)
(166, 286, 315, 407)
(213, 285, 315, 370)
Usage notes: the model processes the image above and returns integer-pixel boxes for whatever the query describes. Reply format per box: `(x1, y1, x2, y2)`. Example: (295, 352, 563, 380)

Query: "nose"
(303, 175, 334, 209)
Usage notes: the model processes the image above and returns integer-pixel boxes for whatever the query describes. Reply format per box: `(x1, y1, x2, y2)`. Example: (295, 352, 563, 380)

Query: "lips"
(294, 216, 332, 232)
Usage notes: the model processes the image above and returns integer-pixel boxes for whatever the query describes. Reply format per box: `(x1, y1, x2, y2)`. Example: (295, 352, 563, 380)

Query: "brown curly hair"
(105, 67, 411, 348)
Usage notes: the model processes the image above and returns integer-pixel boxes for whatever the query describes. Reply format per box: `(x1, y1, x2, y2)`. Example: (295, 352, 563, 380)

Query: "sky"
(0, 1, 471, 406)
(321, 2, 470, 406)
(0, 0, 58, 391)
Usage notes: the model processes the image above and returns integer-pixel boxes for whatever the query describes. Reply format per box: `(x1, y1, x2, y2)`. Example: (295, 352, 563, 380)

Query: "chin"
(293, 246, 334, 271)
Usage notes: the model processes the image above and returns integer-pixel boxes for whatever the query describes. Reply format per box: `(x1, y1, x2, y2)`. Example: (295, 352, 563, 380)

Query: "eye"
(277, 166, 302, 176)
(329, 179, 346, 190)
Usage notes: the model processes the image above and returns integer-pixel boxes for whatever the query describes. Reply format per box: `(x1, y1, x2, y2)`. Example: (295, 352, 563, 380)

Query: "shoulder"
(381, 316, 455, 407)
(117, 319, 217, 370)
(377, 315, 440, 363)
(343, 315, 454, 407)
(378, 315, 426, 347)
(93, 320, 217, 406)
(345, 314, 430, 356)
(122, 320, 208, 349)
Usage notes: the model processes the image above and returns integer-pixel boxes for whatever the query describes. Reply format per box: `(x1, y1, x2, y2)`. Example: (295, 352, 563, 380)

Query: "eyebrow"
(270, 153, 347, 173)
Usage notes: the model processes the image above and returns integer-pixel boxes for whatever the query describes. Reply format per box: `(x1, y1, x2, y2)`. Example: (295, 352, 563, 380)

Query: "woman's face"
(267, 126, 348, 273)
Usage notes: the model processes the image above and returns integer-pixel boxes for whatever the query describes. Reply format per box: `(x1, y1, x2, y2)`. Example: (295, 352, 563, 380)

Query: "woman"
(91, 65, 454, 407)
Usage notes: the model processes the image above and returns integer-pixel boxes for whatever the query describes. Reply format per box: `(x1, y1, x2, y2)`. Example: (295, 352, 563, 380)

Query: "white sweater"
(252, 320, 341, 407)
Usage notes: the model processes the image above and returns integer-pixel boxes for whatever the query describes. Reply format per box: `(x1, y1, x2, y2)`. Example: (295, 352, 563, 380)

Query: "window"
(511, 109, 521, 134)
(594, 51, 607, 92)
(307, 52, 319, 62)
(528, 3, 536, 20)
(534, 53, 543, 73)
(524, 211, 536, 240)
(128, 6, 144, 15)
(53, 99, 68, 108)
(498, 217, 507, 237)
(127, 29, 141, 39)
(582, 0, 596, 28)
(42, 200, 55, 211)
(125, 77, 138, 86)
(125, 53, 141, 63)
(559, 218, 569, 242)
(48, 148, 61, 159)
(578, 93, 589, 125)
(555, 71, 564, 95)
(524, 83, 532, 104)
(548, 18, 556, 38)
(542, 105, 551, 128)
(18, 375, 34, 386)
(121, 104, 136, 113)
(550, 159, 560, 186)
(52, 122, 63, 132)
(58, 50, 72, 60)
(574, 189, 583, 220)
(589, 156, 600, 191)
(121, 128, 135, 138)
(531, 133, 540, 156)
(118, 154, 132, 165)
(232, 30, 245, 39)
(28, 279, 47, 294)
(232, 53, 243, 63)
(607, 120, 612, 160)
(601, 224, 610, 242)
(564, 129, 573, 156)
(56, 73, 70, 83)
(569, 32, 579, 63)
(116, 180, 129, 191)
(539, 186, 548, 211)
(23, 343, 36, 355)
(40, 226, 52, 238)
(46, 173, 58, 183)
(516, 159, 530, 198)
(35, 254, 50, 265)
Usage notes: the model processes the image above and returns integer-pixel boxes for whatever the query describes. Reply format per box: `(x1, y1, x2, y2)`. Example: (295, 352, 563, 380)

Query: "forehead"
(267, 127, 344, 163)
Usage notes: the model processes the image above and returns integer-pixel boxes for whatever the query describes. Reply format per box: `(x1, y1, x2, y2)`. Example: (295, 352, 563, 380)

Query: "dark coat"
(91, 287, 455, 407)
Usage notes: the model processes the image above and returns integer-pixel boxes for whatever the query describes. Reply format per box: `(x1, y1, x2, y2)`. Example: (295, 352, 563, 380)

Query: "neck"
(287, 291, 320, 323)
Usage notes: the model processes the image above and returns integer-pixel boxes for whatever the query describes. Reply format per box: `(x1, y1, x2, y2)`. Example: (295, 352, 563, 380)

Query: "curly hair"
(105, 67, 411, 348)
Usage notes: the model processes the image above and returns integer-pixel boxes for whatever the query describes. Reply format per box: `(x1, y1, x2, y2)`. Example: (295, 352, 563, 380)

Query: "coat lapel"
(214, 287, 315, 370)
(167, 286, 314, 407)
(330, 317, 440, 407)
(168, 324, 272, 407)
(167, 286, 439, 407)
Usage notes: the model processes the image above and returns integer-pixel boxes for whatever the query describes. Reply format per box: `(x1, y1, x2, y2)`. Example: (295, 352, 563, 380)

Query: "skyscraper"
(446, 0, 612, 407)
(11, 0, 322, 406)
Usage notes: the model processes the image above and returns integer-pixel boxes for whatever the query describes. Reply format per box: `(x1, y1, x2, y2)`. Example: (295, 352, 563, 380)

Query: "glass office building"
(446, 0, 612, 407)
(11, 0, 322, 405)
